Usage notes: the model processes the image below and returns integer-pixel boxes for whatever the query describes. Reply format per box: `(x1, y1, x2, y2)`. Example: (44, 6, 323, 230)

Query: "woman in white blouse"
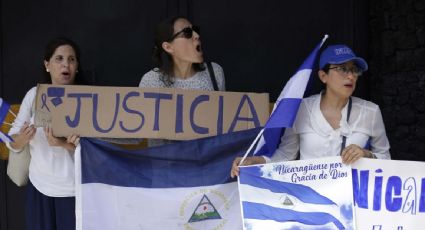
(231, 44, 390, 178)
(8, 37, 81, 230)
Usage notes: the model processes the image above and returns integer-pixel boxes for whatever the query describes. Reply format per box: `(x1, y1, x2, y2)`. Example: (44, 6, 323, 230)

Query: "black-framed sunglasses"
(169, 26, 200, 41)
(329, 65, 363, 76)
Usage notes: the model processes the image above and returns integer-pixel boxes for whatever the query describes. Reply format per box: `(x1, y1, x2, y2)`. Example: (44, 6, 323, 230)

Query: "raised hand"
(10, 122, 36, 150)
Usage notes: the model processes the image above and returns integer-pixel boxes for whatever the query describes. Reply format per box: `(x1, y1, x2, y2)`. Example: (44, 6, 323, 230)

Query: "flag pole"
(2, 122, 13, 126)
(8, 109, 17, 118)
(321, 34, 329, 46)
(238, 128, 264, 166)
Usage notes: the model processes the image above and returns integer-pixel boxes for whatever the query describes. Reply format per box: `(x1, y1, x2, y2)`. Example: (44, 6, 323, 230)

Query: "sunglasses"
(170, 26, 200, 41)
(329, 65, 363, 76)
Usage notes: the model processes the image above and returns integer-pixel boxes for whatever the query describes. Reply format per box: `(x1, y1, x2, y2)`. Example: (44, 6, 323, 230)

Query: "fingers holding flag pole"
(238, 128, 264, 166)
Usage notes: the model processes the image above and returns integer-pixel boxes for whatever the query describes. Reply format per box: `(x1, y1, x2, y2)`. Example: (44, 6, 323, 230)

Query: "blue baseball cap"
(319, 44, 368, 71)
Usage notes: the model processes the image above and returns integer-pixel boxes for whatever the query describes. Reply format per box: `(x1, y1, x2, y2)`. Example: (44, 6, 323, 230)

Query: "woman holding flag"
(231, 44, 391, 178)
(7, 37, 81, 230)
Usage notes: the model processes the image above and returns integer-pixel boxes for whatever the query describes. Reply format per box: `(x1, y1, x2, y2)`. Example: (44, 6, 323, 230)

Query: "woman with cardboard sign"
(7, 37, 82, 230)
(139, 16, 226, 146)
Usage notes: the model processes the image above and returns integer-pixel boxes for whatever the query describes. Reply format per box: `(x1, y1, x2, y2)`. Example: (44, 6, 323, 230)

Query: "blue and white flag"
(238, 157, 355, 230)
(0, 132, 13, 143)
(0, 97, 13, 143)
(254, 36, 328, 157)
(75, 128, 261, 230)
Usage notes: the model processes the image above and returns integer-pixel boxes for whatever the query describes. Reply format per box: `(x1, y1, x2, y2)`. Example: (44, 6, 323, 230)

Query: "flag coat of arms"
(75, 128, 261, 230)
(238, 157, 355, 230)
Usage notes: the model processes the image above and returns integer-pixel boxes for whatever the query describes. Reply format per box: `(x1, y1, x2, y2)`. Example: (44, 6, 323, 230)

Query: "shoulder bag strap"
(206, 62, 218, 91)
(340, 97, 352, 155)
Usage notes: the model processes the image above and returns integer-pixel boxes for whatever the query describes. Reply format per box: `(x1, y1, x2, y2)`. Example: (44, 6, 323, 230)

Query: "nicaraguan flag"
(75, 128, 261, 230)
(0, 98, 10, 125)
(0, 97, 13, 143)
(254, 36, 328, 157)
(238, 157, 355, 230)
(0, 132, 13, 143)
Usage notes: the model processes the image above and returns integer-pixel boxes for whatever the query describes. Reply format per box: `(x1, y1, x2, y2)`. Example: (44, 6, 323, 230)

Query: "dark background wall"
(0, 0, 368, 103)
(0, 0, 423, 229)
(369, 0, 425, 162)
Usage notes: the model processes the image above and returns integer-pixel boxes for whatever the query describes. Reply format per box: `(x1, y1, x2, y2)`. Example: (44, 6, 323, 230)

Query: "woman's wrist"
(62, 142, 76, 152)
(364, 149, 376, 159)
(10, 141, 25, 151)
(53, 137, 74, 151)
(10, 134, 27, 151)
(61, 137, 77, 151)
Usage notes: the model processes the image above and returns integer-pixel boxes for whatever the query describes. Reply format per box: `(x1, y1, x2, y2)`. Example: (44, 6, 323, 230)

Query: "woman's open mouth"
(61, 71, 71, 79)
(196, 44, 202, 52)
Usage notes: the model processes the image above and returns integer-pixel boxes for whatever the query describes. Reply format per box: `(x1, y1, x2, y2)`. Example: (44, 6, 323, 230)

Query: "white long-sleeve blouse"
(267, 94, 391, 162)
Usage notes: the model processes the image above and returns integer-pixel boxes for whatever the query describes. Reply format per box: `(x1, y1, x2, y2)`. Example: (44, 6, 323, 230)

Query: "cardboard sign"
(34, 84, 269, 140)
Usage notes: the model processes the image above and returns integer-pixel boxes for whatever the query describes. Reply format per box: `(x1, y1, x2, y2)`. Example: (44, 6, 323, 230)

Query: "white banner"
(238, 157, 355, 230)
(352, 158, 425, 229)
(239, 157, 425, 230)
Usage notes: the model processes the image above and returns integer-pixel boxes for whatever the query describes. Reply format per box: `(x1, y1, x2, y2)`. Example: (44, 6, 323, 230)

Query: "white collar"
(310, 93, 352, 137)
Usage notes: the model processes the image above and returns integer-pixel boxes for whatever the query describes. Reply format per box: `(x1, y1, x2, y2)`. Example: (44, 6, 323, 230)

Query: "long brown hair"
(152, 16, 205, 86)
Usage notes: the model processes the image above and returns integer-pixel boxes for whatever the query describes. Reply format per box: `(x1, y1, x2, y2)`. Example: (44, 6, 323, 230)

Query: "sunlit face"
(162, 18, 203, 64)
(319, 61, 359, 99)
(44, 45, 78, 85)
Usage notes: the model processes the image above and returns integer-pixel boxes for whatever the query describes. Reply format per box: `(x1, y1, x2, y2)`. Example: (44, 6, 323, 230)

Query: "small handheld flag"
(0, 97, 15, 143)
(239, 35, 328, 164)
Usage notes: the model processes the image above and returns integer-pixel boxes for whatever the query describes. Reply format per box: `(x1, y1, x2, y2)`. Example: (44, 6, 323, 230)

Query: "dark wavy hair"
(152, 16, 205, 86)
(42, 37, 86, 85)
